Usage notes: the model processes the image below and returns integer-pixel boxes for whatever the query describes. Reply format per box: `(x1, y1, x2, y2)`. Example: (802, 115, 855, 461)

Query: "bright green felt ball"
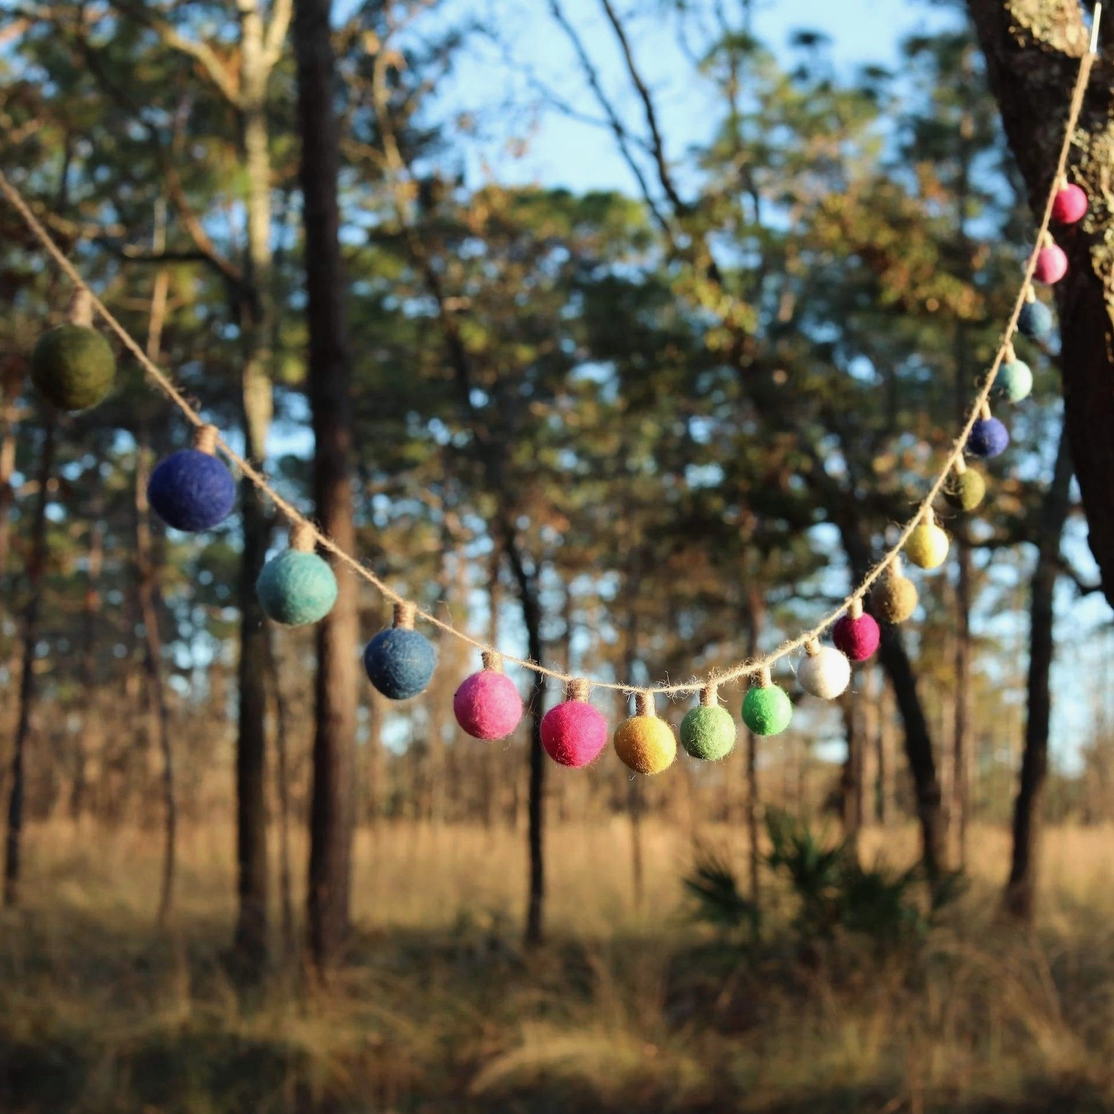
(742, 685, 792, 737)
(30, 325, 116, 411)
(680, 704, 736, 761)
(256, 549, 338, 626)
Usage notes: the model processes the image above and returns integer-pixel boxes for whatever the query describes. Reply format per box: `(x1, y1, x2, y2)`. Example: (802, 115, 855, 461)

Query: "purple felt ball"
(147, 449, 236, 532)
(541, 699, 608, 768)
(1033, 245, 1068, 285)
(1052, 184, 1088, 224)
(454, 669, 524, 740)
(967, 417, 1009, 459)
(832, 613, 880, 663)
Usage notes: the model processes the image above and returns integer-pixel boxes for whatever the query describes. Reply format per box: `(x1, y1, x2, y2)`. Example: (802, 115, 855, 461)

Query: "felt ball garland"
(871, 557, 918, 624)
(905, 509, 949, 571)
(364, 601, 438, 701)
(1033, 234, 1068, 285)
(147, 425, 237, 532)
(541, 679, 609, 768)
(944, 458, 985, 513)
(614, 692, 677, 775)
(1051, 179, 1088, 224)
(832, 598, 879, 662)
(967, 407, 1010, 459)
(453, 651, 524, 741)
(256, 522, 338, 627)
(797, 641, 850, 700)
(1017, 298, 1054, 343)
(998, 351, 1033, 403)
(680, 685, 737, 761)
(30, 290, 116, 412)
(742, 668, 792, 737)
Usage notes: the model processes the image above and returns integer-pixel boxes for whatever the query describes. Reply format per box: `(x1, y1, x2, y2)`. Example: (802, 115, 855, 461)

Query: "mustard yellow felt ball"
(614, 713, 677, 775)
(905, 521, 949, 570)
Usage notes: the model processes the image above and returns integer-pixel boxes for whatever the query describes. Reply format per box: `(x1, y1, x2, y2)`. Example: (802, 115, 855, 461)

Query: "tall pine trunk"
(295, 0, 359, 969)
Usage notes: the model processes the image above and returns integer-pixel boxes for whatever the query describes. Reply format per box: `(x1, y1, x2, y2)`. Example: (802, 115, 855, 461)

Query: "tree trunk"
(967, 3, 1114, 605)
(743, 591, 763, 913)
(506, 535, 546, 946)
(1004, 420, 1075, 919)
(267, 633, 296, 960)
(840, 691, 863, 860)
(4, 418, 55, 907)
(295, 0, 359, 969)
(72, 510, 104, 821)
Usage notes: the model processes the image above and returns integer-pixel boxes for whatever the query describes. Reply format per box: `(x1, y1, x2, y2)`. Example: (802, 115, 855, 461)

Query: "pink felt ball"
(541, 699, 608, 768)
(832, 613, 881, 663)
(1052, 184, 1088, 224)
(1033, 245, 1068, 285)
(453, 669, 523, 741)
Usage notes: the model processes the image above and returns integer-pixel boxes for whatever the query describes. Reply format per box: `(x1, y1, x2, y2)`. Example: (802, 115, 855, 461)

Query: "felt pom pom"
(797, 642, 850, 700)
(147, 426, 236, 532)
(453, 652, 523, 741)
(614, 693, 676, 774)
(363, 602, 437, 700)
(1033, 244, 1068, 285)
(1017, 300, 1054, 343)
(742, 670, 792, 737)
(905, 513, 949, 570)
(945, 467, 986, 512)
(967, 416, 1009, 458)
(1052, 182, 1088, 224)
(541, 679, 608, 767)
(31, 324, 116, 412)
(872, 558, 918, 624)
(832, 601, 879, 662)
(256, 525, 338, 626)
(680, 686, 736, 761)
(998, 359, 1033, 403)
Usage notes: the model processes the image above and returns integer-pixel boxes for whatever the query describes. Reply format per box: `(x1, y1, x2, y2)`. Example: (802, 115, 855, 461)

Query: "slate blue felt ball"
(256, 550, 338, 627)
(364, 627, 437, 700)
(967, 417, 1010, 459)
(147, 449, 236, 532)
(1017, 301, 1053, 343)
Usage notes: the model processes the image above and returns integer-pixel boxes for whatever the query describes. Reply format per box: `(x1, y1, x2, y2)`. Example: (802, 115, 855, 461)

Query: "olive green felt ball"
(944, 469, 985, 512)
(873, 575, 918, 624)
(742, 684, 792, 737)
(30, 325, 116, 411)
(680, 703, 736, 761)
(905, 522, 949, 570)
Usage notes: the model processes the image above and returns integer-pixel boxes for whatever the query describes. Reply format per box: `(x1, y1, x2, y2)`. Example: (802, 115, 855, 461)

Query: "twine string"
(0, 37, 1095, 699)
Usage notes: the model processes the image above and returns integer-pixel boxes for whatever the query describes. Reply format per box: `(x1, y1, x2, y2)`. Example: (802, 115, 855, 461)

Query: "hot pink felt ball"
(1052, 184, 1088, 224)
(541, 699, 609, 768)
(832, 613, 880, 663)
(1033, 245, 1068, 285)
(453, 669, 523, 741)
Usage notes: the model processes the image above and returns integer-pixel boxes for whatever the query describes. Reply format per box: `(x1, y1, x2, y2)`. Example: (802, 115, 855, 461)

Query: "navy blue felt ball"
(147, 449, 237, 532)
(364, 628, 437, 700)
(1017, 301, 1054, 343)
(967, 417, 1009, 459)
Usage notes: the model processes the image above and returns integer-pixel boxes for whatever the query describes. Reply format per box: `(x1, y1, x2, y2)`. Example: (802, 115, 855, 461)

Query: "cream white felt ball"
(798, 645, 851, 700)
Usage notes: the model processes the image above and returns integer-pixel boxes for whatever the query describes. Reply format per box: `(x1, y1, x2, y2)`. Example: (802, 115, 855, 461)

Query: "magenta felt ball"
(832, 613, 880, 662)
(541, 700, 608, 768)
(1052, 184, 1088, 224)
(453, 670, 523, 741)
(1033, 245, 1068, 284)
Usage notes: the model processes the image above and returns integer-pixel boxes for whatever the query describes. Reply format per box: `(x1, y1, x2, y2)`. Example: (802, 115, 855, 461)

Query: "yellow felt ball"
(905, 522, 949, 570)
(614, 714, 677, 775)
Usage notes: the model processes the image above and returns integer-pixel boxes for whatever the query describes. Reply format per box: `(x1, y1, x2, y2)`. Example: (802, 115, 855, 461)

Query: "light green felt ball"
(742, 685, 792, 737)
(680, 703, 736, 761)
(256, 549, 338, 626)
(998, 359, 1033, 403)
(30, 324, 116, 411)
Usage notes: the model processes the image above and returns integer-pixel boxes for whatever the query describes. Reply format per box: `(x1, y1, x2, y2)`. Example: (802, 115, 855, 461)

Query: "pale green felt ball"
(256, 549, 338, 626)
(680, 703, 736, 761)
(742, 685, 792, 737)
(998, 360, 1033, 403)
(30, 324, 116, 411)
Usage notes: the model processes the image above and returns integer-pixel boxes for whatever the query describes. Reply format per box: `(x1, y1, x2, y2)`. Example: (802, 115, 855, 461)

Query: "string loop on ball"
(635, 692, 655, 717)
(290, 521, 317, 552)
(67, 288, 93, 327)
(566, 678, 590, 702)
(482, 650, 504, 673)
(194, 424, 219, 455)
(394, 601, 417, 630)
(699, 683, 717, 707)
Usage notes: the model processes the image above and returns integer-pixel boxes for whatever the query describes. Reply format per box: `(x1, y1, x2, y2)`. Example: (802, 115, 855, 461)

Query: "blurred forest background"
(1, 0, 1114, 1111)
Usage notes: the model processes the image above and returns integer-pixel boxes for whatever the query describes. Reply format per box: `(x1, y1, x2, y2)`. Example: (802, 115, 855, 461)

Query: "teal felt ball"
(680, 703, 736, 761)
(742, 684, 792, 737)
(256, 549, 338, 626)
(997, 360, 1033, 403)
(30, 324, 116, 411)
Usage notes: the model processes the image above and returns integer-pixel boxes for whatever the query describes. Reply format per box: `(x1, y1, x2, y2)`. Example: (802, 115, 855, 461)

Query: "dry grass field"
(2, 819, 1114, 1113)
